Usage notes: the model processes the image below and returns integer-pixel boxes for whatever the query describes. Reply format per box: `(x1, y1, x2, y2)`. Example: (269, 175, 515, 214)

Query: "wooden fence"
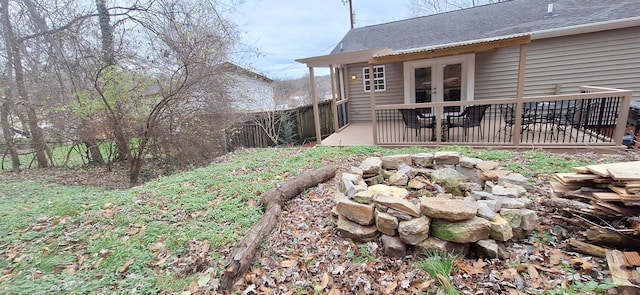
(225, 101, 334, 148)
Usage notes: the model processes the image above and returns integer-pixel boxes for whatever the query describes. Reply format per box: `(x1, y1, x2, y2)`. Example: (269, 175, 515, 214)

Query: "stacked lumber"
(550, 161, 640, 212)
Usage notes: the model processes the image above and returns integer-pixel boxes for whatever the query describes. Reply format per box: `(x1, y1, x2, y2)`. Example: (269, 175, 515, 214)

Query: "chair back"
(399, 109, 422, 129)
(462, 105, 490, 127)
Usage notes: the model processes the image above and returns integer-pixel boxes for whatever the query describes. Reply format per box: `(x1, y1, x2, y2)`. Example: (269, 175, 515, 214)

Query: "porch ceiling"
(369, 34, 532, 64)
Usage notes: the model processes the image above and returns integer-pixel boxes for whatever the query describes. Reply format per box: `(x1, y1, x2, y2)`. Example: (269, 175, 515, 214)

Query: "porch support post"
(513, 43, 528, 145)
(308, 67, 322, 145)
(329, 65, 339, 132)
(613, 90, 632, 144)
(369, 64, 378, 145)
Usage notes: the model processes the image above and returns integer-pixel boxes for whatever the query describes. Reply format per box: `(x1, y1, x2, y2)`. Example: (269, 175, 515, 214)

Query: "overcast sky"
(228, 0, 412, 79)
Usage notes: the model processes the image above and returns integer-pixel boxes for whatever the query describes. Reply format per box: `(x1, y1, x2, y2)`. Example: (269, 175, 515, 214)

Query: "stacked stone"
(334, 152, 539, 259)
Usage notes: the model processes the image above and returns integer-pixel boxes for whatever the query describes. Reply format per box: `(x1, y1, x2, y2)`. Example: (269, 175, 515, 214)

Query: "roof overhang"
(531, 16, 640, 40)
(369, 34, 532, 64)
(296, 48, 395, 68)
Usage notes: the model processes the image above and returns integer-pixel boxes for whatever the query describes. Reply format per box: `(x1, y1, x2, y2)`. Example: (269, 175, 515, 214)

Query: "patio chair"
(500, 105, 534, 141)
(446, 105, 490, 141)
(398, 109, 436, 141)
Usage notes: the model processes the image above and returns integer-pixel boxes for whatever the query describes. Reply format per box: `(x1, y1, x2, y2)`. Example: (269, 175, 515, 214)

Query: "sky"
(227, 0, 412, 79)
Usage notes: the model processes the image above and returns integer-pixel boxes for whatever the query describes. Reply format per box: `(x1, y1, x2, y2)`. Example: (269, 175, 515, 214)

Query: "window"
(363, 65, 386, 92)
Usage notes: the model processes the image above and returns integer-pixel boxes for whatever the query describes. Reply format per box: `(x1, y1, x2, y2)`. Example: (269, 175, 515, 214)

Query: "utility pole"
(342, 0, 354, 29)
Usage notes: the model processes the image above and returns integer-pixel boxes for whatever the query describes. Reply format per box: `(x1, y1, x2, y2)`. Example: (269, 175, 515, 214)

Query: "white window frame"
(363, 65, 386, 92)
(402, 54, 475, 104)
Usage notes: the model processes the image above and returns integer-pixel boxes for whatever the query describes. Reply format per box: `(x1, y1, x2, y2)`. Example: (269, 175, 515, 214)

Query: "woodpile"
(545, 161, 640, 289)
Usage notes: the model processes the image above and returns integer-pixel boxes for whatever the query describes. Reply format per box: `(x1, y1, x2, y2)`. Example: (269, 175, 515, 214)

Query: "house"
(296, 0, 639, 149)
(220, 62, 277, 112)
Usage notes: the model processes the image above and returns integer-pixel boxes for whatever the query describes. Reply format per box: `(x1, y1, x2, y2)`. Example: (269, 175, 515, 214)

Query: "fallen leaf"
(258, 285, 272, 293)
(201, 240, 210, 254)
(101, 209, 115, 218)
(383, 280, 397, 294)
(188, 281, 199, 293)
(549, 248, 564, 265)
(320, 272, 330, 288)
(328, 288, 341, 295)
(570, 257, 594, 274)
(501, 268, 519, 281)
(528, 264, 541, 289)
(411, 280, 433, 292)
(118, 258, 135, 274)
(65, 263, 78, 274)
(457, 258, 487, 275)
(153, 254, 170, 266)
(280, 260, 297, 268)
(148, 242, 165, 251)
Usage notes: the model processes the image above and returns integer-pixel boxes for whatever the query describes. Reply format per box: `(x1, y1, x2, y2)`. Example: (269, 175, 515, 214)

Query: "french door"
(403, 54, 474, 114)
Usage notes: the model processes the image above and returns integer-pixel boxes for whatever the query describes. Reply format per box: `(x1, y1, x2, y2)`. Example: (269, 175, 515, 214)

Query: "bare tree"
(408, 0, 506, 16)
(0, 0, 50, 168)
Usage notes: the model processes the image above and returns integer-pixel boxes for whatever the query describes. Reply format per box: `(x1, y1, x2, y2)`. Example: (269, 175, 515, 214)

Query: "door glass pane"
(415, 66, 432, 100)
(443, 63, 461, 113)
(415, 67, 432, 113)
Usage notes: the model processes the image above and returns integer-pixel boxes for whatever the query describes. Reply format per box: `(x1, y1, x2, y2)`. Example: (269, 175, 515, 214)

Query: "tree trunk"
(1, 0, 49, 168)
(219, 165, 336, 290)
(1, 101, 20, 171)
(84, 139, 105, 165)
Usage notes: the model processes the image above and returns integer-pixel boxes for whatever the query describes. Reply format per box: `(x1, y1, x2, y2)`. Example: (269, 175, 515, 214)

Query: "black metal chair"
(500, 105, 534, 141)
(398, 109, 436, 141)
(446, 105, 490, 141)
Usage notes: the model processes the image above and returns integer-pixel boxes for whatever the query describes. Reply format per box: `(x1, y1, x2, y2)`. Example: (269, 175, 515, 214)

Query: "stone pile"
(334, 151, 539, 259)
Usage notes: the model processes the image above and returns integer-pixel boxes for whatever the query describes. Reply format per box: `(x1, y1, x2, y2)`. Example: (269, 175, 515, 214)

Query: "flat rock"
(490, 214, 513, 241)
(375, 211, 399, 236)
(368, 184, 409, 199)
(460, 156, 483, 168)
(476, 160, 500, 172)
(380, 235, 407, 258)
(336, 197, 375, 225)
(434, 151, 460, 165)
(483, 169, 512, 181)
(430, 216, 491, 243)
(498, 173, 534, 192)
(476, 202, 497, 221)
(353, 190, 374, 204)
(420, 197, 478, 221)
(490, 185, 524, 198)
(412, 153, 435, 168)
(478, 199, 502, 212)
(375, 195, 420, 217)
(414, 236, 469, 255)
(473, 239, 509, 259)
(431, 168, 468, 190)
(388, 170, 409, 186)
(337, 215, 377, 242)
(359, 157, 382, 176)
(381, 154, 412, 170)
(398, 216, 431, 245)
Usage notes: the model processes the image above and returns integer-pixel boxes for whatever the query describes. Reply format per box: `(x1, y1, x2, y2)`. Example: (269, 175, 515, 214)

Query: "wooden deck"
(321, 122, 374, 146)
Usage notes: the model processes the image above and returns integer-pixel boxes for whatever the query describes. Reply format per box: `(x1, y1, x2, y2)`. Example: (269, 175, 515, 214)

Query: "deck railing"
(373, 86, 632, 148)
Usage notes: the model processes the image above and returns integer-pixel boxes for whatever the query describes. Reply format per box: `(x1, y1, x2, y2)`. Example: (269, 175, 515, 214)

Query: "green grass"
(0, 146, 621, 293)
(416, 250, 460, 295)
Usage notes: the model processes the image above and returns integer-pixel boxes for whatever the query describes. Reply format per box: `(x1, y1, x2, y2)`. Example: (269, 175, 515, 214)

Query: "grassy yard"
(0, 146, 610, 294)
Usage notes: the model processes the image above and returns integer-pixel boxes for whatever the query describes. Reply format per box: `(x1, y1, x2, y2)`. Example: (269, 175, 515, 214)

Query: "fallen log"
(582, 226, 640, 251)
(219, 165, 336, 290)
(566, 240, 606, 258)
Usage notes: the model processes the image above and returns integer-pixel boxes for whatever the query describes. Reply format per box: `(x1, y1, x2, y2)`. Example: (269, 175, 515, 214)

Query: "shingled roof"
(331, 0, 640, 55)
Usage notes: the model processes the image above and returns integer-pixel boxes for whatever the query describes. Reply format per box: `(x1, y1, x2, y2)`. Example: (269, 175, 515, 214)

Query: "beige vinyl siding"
(474, 26, 640, 101)
(347, 62, 404, 122)
(475, 47, 520, 100)
(525, 26, 640, 98)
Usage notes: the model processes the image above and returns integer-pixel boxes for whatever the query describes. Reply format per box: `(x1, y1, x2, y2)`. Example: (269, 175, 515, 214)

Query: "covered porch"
(322, 86, 632, 149)
(298, 36, 633, 150)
